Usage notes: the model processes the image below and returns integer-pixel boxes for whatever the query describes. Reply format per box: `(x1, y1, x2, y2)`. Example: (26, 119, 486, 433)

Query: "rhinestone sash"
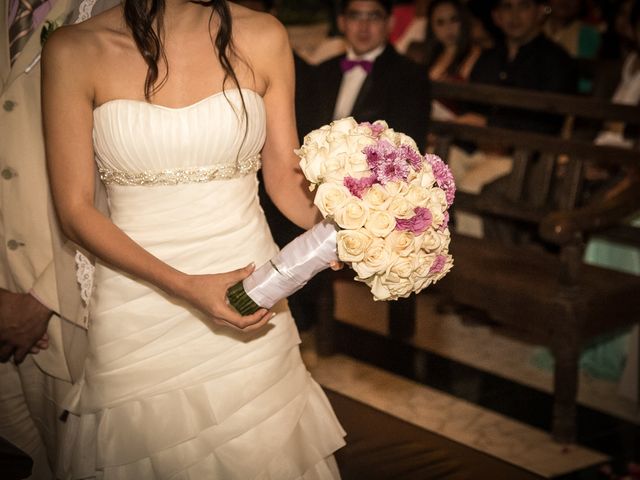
(99, 154, 261, 186)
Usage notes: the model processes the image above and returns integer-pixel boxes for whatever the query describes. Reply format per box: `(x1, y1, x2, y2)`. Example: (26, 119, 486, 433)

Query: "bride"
(41, 1, 345, 478)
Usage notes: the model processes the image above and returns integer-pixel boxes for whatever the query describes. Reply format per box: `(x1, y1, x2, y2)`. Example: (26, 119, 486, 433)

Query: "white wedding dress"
(58, 89, 346, 479)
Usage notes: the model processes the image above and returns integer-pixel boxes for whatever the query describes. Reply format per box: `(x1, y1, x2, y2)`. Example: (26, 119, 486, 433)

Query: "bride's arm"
(42, 28, 271, 332)
(256, 19, 321, 231)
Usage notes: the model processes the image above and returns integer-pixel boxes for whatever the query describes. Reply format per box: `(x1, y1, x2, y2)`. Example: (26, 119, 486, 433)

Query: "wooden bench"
(430, 81, 640, 443)
(317, 80, 640, 444)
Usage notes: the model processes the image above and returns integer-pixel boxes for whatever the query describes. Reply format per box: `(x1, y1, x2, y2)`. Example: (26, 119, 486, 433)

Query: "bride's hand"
(329, 260, 344, 271)
(178, 264, 272, 332)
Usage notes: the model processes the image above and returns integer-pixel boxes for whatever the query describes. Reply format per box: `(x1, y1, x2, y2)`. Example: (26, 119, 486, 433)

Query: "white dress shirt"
(333, 44, 385, 120)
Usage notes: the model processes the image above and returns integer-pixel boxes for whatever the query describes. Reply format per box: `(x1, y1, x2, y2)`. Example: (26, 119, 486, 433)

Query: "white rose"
(428, 187, 448, 211)
(298, 144, 330, 185)
(344, 151, 371, 177)
(385, 230, 416, 256)
(379, 269, 414, 299)
(314, 183, 351, 217)
(387, 256, 414, 279)
(364, 210, 396, 237)
(387, 195, 414, 219)
(302, 126, 330, 148)
(334, 197, 369, 230)
(368, 275, 392, 301)
(362, 184, 391, 210)
(421, 228, 446, 253)
(346, 132, 377, 153)
(352, 238, 394, 278)
(412, 250, 435, 278)
(336, 229, 374, 262)
(417, 167, 436, 188)
(397, 132, 419, 151)
(384, 181, 408, 197)
(380, 128, 398, 146)
(331, 117, 358, 134)
(405, 183, 430, 208)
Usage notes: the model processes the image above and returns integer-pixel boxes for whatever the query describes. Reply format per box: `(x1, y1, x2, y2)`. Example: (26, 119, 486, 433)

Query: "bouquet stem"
(226, 219, 338, 315)
(227, 282, 261, 315)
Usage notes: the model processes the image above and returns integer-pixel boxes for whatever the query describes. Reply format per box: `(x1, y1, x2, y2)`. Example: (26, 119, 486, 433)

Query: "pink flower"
(364, 140, 410, 185)
(429, 254, 447, 274)
(399, 144, 423, 171)
(344, 175, 377, 198)
(395, 207, 432, 235)
(439, 211, 450, 232)
(426, 154, 456, 206)
(360, 121, 386, 137)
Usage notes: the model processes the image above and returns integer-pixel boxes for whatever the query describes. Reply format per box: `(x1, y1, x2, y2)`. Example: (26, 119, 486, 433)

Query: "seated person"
(407, 0, 483, 121)
(447, 0, 577, 238)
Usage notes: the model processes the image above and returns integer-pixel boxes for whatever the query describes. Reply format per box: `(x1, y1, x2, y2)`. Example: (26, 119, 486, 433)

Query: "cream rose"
(421, 228, 446, 253)
(298, 144, 331, 186)
(362, 184, 391, 210)
(344, 151, 371, 177)
(334, 197, 369, 230)
(336, 229, 374, 262)
(387, 195, 414, 219)
(385, 230, 416, 256)
(384, 181, 409, 197)
(397, 132, 419, 151)
(387, 256, 414, 279)
(313, 183, 351, 217)
(368, 275, 392, 301)
(364, 210, 396, 237)
(405, 183, 430, 208)
(352, 238, 394, 279)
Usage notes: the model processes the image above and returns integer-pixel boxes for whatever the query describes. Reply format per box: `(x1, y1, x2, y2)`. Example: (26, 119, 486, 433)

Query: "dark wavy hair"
(123, 0, 243, 102)
(423, 0, 473, 78)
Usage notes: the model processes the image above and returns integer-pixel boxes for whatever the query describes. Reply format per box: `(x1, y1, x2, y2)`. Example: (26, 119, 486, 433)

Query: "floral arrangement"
(297, 117, 455, 301)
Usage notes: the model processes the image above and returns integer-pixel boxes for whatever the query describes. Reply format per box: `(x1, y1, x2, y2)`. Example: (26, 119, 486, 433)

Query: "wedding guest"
(312, 0, 430, 151)
(0, 1, 119, 478)
(411, 0, 482, 82)
(447, 0, 577, 238)
(393, 0, 429, 54)
(543, 0, 601, 59)
(42, 1, 346, 477)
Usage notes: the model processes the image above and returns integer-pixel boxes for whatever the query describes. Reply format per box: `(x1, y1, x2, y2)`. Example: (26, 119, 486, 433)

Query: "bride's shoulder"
(42, 6, 127, 68)
(231, 5, 290, 57)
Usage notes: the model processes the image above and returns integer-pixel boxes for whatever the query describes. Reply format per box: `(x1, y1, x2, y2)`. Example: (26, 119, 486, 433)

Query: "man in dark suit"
(312, 0, 431, 151)
(308, 0, 430, 337)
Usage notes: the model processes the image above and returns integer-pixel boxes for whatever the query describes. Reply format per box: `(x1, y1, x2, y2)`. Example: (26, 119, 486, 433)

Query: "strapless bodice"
(92, 88, 266, 183)
(90, 88, 277, 275)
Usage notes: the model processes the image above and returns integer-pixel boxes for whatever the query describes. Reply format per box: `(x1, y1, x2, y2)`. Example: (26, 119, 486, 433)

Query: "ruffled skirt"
(57, 179, 345, 479)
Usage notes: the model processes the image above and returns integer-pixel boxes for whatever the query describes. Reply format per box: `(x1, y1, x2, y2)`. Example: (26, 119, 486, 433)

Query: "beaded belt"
(98, 154, 261, 186)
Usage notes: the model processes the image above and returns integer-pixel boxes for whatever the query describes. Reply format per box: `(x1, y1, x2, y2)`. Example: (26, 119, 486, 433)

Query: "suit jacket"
(0, 0, 118, 382)
(310, 44, 431, 152)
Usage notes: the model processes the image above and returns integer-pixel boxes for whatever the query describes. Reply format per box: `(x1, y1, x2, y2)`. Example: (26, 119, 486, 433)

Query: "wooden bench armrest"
(539, 171, 640, 244)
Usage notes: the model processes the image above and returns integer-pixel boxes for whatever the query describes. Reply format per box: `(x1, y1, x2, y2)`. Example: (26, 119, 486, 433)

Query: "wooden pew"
(430, 81, 640, 443)
(316, 80, 640, 444)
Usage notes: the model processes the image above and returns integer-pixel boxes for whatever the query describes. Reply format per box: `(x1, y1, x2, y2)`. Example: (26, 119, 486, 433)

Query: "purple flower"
(439, 211, 450, 232)
(429, 254, 448, 274)
(344, 175, 377, 198)
(426, 154, 456, 206)
(364, 140, 410, 185)
(396, 207, 432, 235)
(399, 144, 423, 172)
(360, 121, 386, 137)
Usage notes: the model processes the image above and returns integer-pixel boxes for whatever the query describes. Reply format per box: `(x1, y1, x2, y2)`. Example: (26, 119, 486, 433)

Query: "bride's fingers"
(329, 260, 344, 271)
(213, 307, 273, 332)
(224, 263, 256, 287)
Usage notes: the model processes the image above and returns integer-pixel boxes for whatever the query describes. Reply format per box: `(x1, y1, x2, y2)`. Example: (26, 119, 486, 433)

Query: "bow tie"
(340, 58, 374, 74)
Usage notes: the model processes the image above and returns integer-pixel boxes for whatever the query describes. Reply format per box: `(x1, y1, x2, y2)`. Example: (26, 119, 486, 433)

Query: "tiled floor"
(302, 280, 640, 479)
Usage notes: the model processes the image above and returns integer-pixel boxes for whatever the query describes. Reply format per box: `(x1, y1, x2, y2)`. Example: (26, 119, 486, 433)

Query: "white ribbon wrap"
(242, 219, 338, 309)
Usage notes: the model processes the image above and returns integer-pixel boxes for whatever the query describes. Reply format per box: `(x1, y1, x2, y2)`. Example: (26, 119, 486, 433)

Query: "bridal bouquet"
(227, 117, 455, 314)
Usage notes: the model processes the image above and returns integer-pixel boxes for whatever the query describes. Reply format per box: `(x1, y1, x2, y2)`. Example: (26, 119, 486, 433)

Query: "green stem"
(227, 282, 262, 315)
